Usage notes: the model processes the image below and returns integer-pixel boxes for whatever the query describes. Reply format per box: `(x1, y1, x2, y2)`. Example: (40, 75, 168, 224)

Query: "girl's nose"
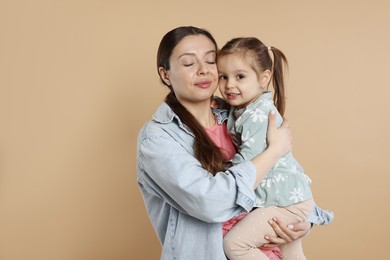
(226, 79, 234, 89)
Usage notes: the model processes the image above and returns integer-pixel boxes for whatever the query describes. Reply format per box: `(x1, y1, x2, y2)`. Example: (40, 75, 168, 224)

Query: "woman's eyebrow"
(177, 53, 195, 59)
(177, 50, 216, 59)
(205, 50, 217, 56)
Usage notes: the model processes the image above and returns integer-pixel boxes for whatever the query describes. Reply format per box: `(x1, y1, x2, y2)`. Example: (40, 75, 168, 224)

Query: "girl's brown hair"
(157, 26, 227, 175)
(218, 37, 288, 116)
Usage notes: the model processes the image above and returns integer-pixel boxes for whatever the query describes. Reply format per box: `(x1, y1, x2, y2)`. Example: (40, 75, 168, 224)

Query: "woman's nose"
(198, 62, 209, 75)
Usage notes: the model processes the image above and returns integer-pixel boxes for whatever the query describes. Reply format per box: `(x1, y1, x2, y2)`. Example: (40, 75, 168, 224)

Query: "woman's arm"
(251, 111, 292, 187)
(138, 122, 257, 223)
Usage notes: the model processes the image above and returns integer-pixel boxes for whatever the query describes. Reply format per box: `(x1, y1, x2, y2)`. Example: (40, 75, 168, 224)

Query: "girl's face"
(159, 35, 218, 108)
(217, 54, 269, 109)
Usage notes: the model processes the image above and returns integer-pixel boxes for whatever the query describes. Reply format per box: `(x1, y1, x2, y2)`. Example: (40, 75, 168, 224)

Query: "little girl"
(217, 37, 315, 260)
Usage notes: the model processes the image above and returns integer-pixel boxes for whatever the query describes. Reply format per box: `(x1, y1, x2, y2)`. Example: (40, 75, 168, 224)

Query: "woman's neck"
(183, 100, 215, 129)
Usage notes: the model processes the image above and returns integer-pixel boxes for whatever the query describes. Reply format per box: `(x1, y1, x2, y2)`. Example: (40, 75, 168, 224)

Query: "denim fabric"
(137, 102, 333, 260)
(137, 103, 256, 259)
(306, 203, 334, 225)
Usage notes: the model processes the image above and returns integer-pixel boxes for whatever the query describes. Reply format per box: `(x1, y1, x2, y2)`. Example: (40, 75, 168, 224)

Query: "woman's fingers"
(264, 217, 312, 247)
(265, 218, 293, 243)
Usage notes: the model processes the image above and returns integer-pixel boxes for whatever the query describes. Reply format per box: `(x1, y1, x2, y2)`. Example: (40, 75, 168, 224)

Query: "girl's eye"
(206, 60, 216, 64)
(183, 63, 194, 67)
(237, 74, 245, 80)
(219, 75, 227, 80)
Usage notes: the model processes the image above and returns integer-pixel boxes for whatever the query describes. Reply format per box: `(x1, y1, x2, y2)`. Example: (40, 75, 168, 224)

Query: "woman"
(137, 26, 332, 260)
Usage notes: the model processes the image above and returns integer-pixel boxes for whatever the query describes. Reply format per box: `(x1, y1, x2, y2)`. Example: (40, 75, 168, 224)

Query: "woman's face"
(160, 35, 218, 107)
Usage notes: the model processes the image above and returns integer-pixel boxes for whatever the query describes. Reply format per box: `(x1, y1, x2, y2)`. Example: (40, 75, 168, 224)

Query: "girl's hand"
(262, 218, 312, 248)
(210, 98, 220, 109)
(266, 111, 292, 158)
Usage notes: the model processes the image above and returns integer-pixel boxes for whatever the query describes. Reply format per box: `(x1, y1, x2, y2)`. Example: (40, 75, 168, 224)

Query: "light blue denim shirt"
(137, 102, 333, 260)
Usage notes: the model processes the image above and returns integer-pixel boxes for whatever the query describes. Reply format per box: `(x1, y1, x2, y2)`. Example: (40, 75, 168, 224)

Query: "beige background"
(1, 0, 389, 259)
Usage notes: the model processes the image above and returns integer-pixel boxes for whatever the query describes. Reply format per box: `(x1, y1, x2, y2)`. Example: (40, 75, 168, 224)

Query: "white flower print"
(290, 165, 299, 174)
(289, 188, 304, 203)
(248, 108, 267, 123)
(305, 175, 312, 184)
(261, 100, 274, 110)
(273, 174, 286, 183)
(241, 130, 255, 147)
(292, 163, 304, 173)
(260, 179, 273, 189)
(274, 157, 287, 168)
(255, 197, 265, 207)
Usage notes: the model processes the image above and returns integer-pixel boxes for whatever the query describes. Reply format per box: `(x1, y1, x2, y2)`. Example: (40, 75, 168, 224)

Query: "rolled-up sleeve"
(306, 203, 334, 225)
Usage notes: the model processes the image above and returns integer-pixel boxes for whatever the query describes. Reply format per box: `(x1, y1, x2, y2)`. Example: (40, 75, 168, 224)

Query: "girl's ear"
(158, 67, 171, 86)
(260, 69, 272, 88)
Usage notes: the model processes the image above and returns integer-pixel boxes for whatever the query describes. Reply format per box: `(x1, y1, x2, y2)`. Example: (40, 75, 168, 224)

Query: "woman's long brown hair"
(157, 26, 227, 175)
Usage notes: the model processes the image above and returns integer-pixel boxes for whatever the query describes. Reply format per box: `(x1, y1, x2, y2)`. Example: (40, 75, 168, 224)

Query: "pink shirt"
(205, 121, 282, 260)
(205, 122, 236, 160)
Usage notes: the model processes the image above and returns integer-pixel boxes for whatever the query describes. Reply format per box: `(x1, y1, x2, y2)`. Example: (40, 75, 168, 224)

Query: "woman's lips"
(195, 81, 212, 88)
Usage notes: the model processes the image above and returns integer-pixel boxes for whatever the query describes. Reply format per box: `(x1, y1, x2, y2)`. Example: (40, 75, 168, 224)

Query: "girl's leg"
(280, 239, 304, 260)
(223, 199, 314, 260)
(278, 200, 314, 260)
(223, 206, 276, 260)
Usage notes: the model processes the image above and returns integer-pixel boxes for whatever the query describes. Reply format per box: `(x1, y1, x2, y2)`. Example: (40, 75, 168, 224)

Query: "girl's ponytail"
(268, 46, 288, 116)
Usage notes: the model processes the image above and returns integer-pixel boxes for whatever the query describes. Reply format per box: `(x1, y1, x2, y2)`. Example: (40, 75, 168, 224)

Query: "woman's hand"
(262, 218, 312, 248)
(266, 111, 292, 158)
(251, 112, 293, 187)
